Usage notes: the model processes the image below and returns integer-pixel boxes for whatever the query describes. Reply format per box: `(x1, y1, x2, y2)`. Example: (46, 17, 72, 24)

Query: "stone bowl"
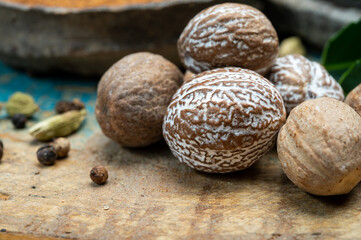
(0, 0, 261, 76)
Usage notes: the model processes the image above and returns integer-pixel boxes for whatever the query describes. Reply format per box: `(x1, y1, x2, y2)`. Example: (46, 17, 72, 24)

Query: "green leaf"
(338, 59, 361, 93)
(321, 19, 361, 71)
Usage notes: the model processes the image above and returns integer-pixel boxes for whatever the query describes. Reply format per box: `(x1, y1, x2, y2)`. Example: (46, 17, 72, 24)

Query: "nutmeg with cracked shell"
(178, 3, 279, 75)
(278, 97, 361, 196)
(163, 67, 286, 173)
(345, 83, 361, 116)
(267, 54, 344, 114)
(96, 52, 183, 147)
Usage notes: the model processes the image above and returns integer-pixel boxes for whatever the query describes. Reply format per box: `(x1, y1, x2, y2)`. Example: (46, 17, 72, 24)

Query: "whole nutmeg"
(0, 139, 3, 162)
(37, 145, 57, 166)
(278, 97, 361, 196)
(90, 166, 108, 185)
(52, 137, 70, 158)
(96, 52, 183, 147)
(345, 83, 361, 116)
(178, 3, 279, 75)
(163, 67, 286, 173)
(267, 54, 344, 114)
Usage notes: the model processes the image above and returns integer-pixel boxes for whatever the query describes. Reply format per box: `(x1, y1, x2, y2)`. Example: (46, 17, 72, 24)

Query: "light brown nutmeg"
(52, 137, 71, 158)
(267, 54, 344, 114)
(178, 3, 279, 75)
(277, 97, 361, 196)
(96, 52, 183, 147)
(163, 67, 286, 173)
(345, 83, 361, 116)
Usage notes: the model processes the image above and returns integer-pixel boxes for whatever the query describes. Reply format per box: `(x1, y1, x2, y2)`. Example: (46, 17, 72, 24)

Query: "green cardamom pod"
(29, 109, 86, 141)
(279, 36, 306, 57)
(6, 92, 39, 117)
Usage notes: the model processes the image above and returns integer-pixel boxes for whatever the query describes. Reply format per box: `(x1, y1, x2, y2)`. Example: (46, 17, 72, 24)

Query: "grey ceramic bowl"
(0, 0, 261, 76)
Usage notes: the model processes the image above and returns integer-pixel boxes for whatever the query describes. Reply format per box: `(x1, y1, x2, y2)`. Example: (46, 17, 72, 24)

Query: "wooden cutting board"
(1, 128, 361, 239)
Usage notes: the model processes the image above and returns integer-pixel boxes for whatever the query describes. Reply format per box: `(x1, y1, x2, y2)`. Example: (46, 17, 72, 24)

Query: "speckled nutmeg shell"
(163, 67, 286, 173)
(278, 97, 361, 196)
(96, 52, 183, 147)
(177, 3, 279, 75)
(267, 54, 344, 114)
(345, 83, 361, 116)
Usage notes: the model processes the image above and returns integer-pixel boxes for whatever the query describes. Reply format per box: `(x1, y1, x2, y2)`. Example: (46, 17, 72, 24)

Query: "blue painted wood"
(0, 61, 100, 141)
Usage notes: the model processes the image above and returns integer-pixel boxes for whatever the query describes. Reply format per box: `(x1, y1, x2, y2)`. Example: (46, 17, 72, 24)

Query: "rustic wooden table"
(0, 62, 360, 240)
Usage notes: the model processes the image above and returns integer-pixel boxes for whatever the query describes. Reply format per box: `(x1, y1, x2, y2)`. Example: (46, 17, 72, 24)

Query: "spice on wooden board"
(163, 67, 286, 173)
(37, 145, 57, 166)
(51, 137, 70, 158)
(95, 52, 183, 147)
(5, 92, 38, 117)
(2, 0, 167, 8)
(177, 3, 279, 75)
(29, 109, 86, 141)
(278, 98, 361, 196)
(55, 99, 85, 114)
(345, 83, 361, 116)
(11, 113, 27, 129)
(267, 54, 344, 114)
(90, 166, 108, 185)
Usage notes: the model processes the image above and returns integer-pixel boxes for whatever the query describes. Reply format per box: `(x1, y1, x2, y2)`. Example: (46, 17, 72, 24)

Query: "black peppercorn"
(90, 166, 108, 185)
(0, 139, 3, 162)
(11, 113, 27, 129)
(55, 99, 85, 114)
(37, 145, 57, 166)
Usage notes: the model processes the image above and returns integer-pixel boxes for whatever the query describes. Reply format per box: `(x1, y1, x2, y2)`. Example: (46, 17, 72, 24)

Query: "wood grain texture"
(1, 126, 361, 239)
(0, 232, 71, 240)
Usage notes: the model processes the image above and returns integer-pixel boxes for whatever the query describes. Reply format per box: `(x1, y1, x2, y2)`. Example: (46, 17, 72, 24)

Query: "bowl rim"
(0, 0, 213, 14)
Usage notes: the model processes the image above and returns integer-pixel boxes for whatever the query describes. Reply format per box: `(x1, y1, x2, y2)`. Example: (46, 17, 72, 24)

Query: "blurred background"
(0, 0, 360, 76)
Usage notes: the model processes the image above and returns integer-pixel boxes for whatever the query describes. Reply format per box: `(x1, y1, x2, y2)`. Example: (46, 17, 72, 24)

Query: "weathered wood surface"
(1, 60, 361, 240)
(1, 127, 361, 239)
